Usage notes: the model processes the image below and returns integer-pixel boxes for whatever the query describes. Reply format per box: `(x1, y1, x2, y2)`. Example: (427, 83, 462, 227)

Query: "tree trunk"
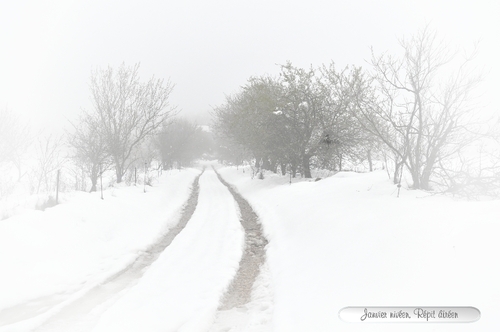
(420, 159, 436, 190)
(420, 145, 441, 190)
(255, 155, 263, 171)
(280, 162, 287, 176)
(262, 157, 271, 171)
(90, 165, 98, 192)
(270, 157, 278, 173)
(291, 162, 297, 178)
(115, 163, 123, 183)
(411, 169, 420, 189)
(302, 154, 312, 178)
(393, 160, 402, 184)
(420, 170, 432, 190)
(367, 149, 373, 172)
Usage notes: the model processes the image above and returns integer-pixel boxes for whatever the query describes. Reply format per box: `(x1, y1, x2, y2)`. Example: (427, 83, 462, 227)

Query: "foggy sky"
(1, 0, 499, 132)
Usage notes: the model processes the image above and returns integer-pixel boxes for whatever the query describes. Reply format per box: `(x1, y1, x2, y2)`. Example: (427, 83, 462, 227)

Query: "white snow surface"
(0, 168, 199, 331)
(217, 166, 500, 332)
(1, 164, 499, 332)
(91, 169, 244, 332)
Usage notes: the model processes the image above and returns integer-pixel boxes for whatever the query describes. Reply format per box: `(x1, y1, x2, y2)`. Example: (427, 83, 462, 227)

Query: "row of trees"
(69, 63, 176, 191)
(213, 63, 373, 178)
(2, 63, 211, 199)
(2, 29, 498, 198)
(69, 63, 211, 192)
(155, 119, 213, 169)
(213, 28, 500, 195)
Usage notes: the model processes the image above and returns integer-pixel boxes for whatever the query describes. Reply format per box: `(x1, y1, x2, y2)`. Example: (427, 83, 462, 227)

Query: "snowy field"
(218, 166, 500, 332)
(0, 164, 499, 331)
(0, 168, 199, 331)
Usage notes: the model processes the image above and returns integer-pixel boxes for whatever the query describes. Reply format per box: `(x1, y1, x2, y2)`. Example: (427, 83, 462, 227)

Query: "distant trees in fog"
(0, 108, 32, 197)
(0, 108, 31, 181)
(0, 109, 68, 199)
(213, 62, 372, 178)
(69, 63, 177, 189)
(89, 63, 176, 183)
(31, 134, 65, 194)
(68, 112, 110, 192)
(67, 63, 218, 191)
(155, 118, 213, 169)
(26, 28, 500, 198)
(213, 28, 500, 196)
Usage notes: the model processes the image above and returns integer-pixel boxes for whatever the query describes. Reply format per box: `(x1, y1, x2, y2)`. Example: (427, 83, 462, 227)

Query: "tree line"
(68, 63, 212, 192)
(212, 28, 500, 196)
(212, 62, 372, 179)
(2, 28, 499, 200)
(0, 63, 211, 200)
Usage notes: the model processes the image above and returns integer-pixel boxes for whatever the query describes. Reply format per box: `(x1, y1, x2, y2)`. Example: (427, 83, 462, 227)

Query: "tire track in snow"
(91, 168, 245, 332)
(28, 169, 205, 332)
(211, 167, 273, 331)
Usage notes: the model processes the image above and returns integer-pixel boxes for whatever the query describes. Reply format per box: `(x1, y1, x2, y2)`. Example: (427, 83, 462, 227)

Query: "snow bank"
(218, 166, 500, 332)
(0, 168, 199, 330)
(92, 169, 244, 332)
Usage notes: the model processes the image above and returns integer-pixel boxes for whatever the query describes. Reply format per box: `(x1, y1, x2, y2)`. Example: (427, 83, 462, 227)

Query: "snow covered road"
(210, 168, 273, 332)
(91, 169, 246, 332)
(3, 162, 496, 331)
(1, 167, 274, 332)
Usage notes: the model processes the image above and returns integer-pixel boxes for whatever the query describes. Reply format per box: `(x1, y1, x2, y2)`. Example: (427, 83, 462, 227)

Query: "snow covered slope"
(1, 164, 498, 332)
(218, 167, 500, 332)
(0, 168, 199, 331)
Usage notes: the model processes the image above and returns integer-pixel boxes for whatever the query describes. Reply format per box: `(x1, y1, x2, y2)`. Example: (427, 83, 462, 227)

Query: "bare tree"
(0, 108, 31, 182)
(318, 64, 378, 172)
(30, 134, 65, 194)
(90, 63, 176, 183)
(354, 27, 483, 190)
(68, 112, 110, 192)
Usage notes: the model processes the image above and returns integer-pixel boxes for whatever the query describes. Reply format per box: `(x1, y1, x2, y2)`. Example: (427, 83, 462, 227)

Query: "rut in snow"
(28, 170, 204, 331)
(213, 167, 268, 310)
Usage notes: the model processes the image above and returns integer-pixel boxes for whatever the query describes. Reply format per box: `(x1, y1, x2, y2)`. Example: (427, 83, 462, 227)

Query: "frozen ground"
(0, 168, 199, 331)
(218, 166, 500, 332)
(209, 168, 272, 332)
(0, 164, 498, 331)
(91, 169, 245, 331)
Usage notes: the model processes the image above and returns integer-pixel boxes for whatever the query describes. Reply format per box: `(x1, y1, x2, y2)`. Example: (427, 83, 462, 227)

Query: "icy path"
(91, 169, 245, 332)
(209, 168, 273, 332)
